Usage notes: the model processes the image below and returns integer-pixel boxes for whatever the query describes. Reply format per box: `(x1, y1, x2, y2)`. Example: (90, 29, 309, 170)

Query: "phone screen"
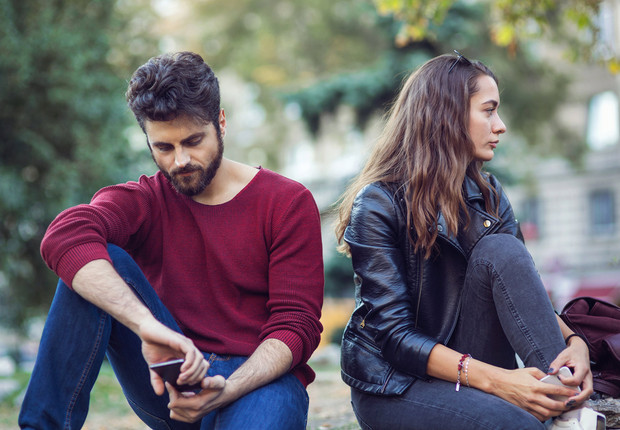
(149, 359, 202, 392)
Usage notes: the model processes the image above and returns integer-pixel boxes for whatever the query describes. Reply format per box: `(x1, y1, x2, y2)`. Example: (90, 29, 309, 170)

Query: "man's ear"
(219, 109, 227, 137)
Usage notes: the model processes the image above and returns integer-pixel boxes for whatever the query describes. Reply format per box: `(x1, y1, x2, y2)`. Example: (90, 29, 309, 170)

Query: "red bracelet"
(456, 353, 472, 392)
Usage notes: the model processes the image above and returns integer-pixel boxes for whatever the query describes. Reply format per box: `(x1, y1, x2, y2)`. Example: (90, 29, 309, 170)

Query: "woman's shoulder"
(350, 181, 405, 225)
(355, 181, 402, 203)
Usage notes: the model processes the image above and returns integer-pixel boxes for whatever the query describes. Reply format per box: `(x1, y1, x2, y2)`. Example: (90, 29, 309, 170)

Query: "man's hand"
(72, 260, 209, 396)
(164, 338, 293, 423)
(137, 319, 209, 396)
(166, 375, 228, 422)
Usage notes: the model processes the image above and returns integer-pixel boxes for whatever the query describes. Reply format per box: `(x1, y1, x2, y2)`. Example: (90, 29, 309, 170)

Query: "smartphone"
(540, 366, 579, 401)
(149, 358, 203, 392)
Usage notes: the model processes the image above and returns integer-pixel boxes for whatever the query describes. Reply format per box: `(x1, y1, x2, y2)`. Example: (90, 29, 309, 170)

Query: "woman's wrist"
(565, 333, 587, 347)
(468, 359, 505, 395)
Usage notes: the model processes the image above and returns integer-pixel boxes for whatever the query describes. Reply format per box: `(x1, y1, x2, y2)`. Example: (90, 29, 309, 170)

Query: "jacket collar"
(463, 175, 485, 202)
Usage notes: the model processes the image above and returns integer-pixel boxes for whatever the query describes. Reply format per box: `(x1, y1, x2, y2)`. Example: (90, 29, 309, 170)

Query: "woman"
(335, 52, 593, 429)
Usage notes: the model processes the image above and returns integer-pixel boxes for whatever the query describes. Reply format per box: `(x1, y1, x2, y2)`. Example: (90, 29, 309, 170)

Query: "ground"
(0, 355, 359, 430)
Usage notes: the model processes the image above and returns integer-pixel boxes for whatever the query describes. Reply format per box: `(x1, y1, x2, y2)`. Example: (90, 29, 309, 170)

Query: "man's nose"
(175, 148, 190, 167)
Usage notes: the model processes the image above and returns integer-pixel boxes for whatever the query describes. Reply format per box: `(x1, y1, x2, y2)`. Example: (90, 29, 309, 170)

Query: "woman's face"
(468, 75, 506, 162)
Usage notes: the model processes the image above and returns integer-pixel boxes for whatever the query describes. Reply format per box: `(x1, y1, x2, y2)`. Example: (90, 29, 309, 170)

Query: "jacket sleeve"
(344, 184, 438, 378)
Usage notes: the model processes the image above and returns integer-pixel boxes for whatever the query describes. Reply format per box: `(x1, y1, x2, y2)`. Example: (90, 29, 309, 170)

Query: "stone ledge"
(589, 396, 620, 428)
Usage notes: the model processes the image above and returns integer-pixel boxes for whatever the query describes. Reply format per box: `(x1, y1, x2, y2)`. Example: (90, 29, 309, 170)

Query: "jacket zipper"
(380, 367, 396, 394)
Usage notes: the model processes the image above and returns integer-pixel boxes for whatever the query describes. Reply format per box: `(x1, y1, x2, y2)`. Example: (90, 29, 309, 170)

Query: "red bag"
(560, 296, 620, 397)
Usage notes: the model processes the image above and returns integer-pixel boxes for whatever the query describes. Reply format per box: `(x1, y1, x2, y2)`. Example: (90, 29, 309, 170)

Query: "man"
(19, 51, 324, 429)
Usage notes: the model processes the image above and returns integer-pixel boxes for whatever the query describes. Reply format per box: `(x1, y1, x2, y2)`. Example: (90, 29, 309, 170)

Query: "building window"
(587, 91, 619, 150)
(589, 189, 616, 235)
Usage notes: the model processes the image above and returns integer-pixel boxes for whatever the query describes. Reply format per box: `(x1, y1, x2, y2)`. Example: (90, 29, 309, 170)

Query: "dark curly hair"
(126, 51, 221, 133)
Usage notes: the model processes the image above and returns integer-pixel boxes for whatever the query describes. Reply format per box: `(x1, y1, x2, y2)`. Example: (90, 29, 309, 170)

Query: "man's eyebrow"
(181, 132, 205, 144)
(150, 132, 205, 147)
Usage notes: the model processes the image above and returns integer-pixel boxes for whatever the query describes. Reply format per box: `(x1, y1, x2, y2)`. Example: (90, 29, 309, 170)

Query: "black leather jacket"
(340, 175, 523, 395)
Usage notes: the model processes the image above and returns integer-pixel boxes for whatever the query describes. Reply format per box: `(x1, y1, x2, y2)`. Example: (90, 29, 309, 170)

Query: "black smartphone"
(149, 358, 202, 392)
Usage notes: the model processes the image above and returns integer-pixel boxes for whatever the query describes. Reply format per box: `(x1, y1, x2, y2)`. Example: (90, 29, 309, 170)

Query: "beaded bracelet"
(565, 333, 587, 346)
(464, 355, 471, 388)
(456, 353, 472, 392)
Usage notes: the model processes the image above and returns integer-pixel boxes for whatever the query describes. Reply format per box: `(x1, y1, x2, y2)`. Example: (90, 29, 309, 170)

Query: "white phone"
(540, 366, 580, 401)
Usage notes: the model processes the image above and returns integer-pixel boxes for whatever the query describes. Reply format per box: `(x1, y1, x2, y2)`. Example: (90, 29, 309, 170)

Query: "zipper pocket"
(346, 331, 381, 355)
(380, 367, 396, 394)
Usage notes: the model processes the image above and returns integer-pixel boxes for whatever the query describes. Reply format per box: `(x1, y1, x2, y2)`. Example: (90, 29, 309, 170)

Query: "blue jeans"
(19, 245, 309, 430)
(351, 234, 566, 430)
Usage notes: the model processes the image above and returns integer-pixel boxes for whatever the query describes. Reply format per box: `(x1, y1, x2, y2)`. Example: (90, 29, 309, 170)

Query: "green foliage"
(374, 0, 616, 71)
(0, 0, 148, 327)
(285, 1, 586, 163)
(189, 0, 388, 88)
(324, 252, 354, 298)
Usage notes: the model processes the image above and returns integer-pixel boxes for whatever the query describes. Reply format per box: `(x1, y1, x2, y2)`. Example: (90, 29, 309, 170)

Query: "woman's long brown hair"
(335, 54, 500, 259)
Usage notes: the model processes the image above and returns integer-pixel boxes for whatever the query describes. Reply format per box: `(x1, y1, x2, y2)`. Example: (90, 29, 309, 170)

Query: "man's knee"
(106, 244, 145, 281)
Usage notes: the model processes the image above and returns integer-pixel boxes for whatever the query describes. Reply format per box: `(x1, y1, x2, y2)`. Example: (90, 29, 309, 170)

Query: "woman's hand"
(489, 367, 580, 422)
(547, 336, 593, 406)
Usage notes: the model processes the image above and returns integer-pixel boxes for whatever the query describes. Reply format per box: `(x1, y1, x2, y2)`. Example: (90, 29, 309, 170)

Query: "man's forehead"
(144, 116, 213, 143)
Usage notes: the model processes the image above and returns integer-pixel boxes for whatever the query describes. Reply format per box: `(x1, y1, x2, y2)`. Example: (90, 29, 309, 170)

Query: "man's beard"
(156, 138, 224, 197)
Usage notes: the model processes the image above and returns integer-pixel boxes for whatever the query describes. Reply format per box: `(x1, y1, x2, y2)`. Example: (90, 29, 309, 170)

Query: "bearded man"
(19, 52, 324, 430)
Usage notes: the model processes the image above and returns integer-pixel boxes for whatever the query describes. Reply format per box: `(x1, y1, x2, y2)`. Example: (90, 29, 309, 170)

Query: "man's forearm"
(224, 338, 293, 401)
(72, 259, 156, 333)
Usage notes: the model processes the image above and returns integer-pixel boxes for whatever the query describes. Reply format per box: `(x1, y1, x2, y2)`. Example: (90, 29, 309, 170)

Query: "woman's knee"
(471, 234, 531, 267)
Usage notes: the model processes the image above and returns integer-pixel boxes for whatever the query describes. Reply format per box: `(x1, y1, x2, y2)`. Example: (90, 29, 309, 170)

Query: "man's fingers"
(202, 375, 226, 390)
(150, 370, 166, 396)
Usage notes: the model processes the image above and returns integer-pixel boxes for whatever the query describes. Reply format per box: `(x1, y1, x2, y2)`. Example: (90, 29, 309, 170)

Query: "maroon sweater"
(41, 168, 324, 386)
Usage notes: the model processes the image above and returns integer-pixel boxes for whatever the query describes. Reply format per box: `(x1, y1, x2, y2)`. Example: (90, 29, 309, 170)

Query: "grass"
(0, 363, 140, 430)
(0, 360, 359, 430)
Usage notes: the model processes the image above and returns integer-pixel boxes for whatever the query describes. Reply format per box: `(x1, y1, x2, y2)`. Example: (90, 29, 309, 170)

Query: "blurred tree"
(285, 2, 582, 167)
(157, 0, 585, 165)
(324, 252, 356, 298)
(374, 0, 619, 72)
(171, 0, 388, 90)
(144, 0, 396, 169)
(0, 0, 157, 328)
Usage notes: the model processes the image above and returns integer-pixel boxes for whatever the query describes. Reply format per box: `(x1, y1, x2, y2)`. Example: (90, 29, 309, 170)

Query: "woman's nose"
(494, 116, 506, 135)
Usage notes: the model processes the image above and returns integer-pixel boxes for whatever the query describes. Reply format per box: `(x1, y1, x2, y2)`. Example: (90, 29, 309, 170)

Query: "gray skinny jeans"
(351, 234, 566, 430)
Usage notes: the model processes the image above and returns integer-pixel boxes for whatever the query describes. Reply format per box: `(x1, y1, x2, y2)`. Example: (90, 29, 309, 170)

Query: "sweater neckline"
(182, 166, 264, 208)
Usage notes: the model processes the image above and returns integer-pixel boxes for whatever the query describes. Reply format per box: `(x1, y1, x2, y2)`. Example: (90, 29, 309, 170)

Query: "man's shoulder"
(254, 168, 310, 194)
(93, 172, 171, 198)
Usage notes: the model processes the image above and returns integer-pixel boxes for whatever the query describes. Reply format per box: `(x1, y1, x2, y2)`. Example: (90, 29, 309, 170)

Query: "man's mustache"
(171, 165, 201, 176)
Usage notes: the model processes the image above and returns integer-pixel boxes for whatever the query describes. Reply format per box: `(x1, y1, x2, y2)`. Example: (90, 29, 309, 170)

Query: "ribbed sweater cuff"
(265, 329, 306, 369)
(55, 242, 112, 288)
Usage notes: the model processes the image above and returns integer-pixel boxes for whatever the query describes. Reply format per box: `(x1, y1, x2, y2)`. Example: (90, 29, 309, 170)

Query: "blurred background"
(1, 0, 620, 427)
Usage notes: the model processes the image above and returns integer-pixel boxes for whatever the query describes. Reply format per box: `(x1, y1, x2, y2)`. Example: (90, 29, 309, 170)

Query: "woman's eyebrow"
(481, 99, 499, 107)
